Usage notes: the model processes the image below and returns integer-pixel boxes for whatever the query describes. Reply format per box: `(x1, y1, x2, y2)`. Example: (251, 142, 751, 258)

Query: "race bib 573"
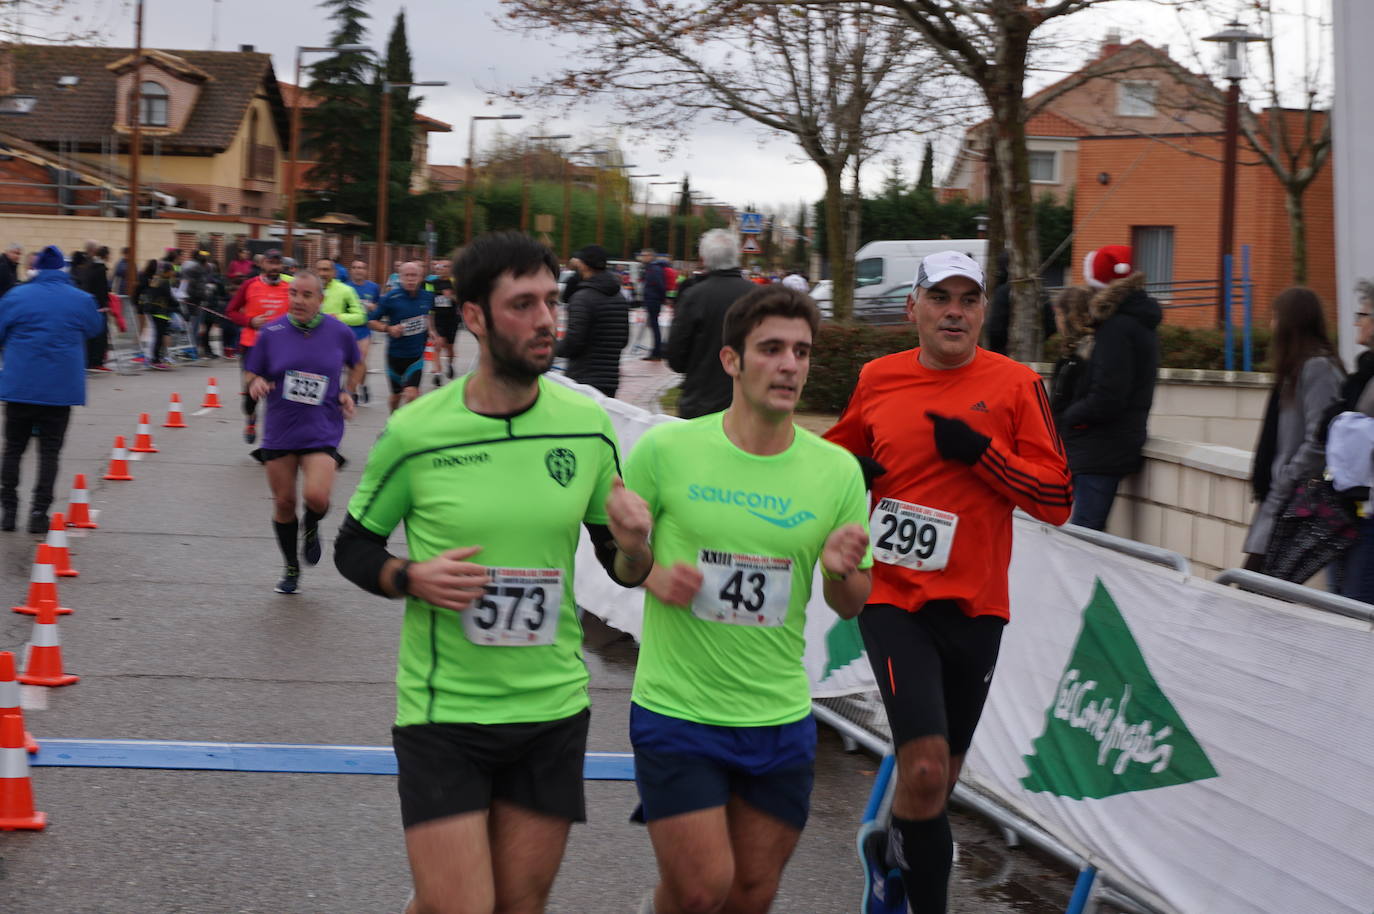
(463, 568, 561, 646)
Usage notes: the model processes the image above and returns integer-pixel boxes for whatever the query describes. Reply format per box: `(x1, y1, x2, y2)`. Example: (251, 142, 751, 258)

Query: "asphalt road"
(0, 339, 1077, 913)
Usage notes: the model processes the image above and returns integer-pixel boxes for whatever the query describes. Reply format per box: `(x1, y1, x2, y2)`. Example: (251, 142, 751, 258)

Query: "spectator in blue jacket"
(0, 245, 106, 533)
(638, 248, 667, 361)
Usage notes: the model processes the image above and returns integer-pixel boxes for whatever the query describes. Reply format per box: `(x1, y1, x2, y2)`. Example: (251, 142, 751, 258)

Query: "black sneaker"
(446, 364, 455, 379)
(858, 821, 906, 914)
(244, 422, 257, 445)
(1, 507, 16, 532)
(27, 511, 48, 535)
(302, 525, 322, 566)
(433, 373, 443, 388)
(275, 565, 300, 594)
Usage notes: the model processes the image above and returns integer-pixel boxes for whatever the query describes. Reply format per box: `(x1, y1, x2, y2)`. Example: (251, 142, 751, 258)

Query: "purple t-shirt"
(245, 315, 360, 450)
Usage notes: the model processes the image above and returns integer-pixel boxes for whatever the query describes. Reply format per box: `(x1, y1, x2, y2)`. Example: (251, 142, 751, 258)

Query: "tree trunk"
(985, 33, 1041, 363)
(824, 164, 855, 321)
(982, 148, 1006, 348)
(1286, 183, 1308, 286)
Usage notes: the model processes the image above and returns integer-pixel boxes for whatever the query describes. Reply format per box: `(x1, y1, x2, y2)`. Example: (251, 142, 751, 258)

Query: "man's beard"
(488, 325, 554, 383)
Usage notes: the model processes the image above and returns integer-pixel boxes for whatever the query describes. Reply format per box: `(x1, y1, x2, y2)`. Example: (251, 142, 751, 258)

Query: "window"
(1118, 81, 1157, 118)
(1131, 226, 1174, 289)
(856, 258, 884, 287)
(139, 81, 168, 126)
(1029, 150, 1058, 183)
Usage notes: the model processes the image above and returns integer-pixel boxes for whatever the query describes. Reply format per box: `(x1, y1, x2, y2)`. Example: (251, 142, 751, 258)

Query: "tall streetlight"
(285, 43, 370, 261)
(595, 160, 637, 246)
(561, 148, 607, 261)
(1203, 19, 1265, 328)
(465, 114, 523, 243)
(522, 133, 571, 232)
(624, 173, 659, 256)
(377, 78, 447, 280)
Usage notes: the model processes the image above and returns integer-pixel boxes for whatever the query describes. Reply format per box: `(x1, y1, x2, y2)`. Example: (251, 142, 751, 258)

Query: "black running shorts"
(392, 709, 589, 829)
(432, 308, 459, 344)
(858, 601, 1005, 757)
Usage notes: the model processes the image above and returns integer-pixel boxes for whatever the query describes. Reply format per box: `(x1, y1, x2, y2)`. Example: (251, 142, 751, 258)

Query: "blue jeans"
(1070, 473, 1121, 531)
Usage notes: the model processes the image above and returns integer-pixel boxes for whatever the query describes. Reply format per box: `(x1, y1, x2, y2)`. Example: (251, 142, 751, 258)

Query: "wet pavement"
(0, 337, 1080, 912)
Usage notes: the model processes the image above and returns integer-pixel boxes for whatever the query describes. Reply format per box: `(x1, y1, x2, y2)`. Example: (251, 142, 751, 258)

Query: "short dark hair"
(722, 285, 821, 354)
(453, 231, 559, 321)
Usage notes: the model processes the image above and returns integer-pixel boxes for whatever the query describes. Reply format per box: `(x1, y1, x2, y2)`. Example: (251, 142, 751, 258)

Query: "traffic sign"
(739, 212, 764, 234)
(740, 236, 762, 254)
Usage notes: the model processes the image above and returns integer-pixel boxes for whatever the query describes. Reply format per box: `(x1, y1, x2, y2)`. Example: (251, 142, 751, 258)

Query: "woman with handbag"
(1243, 287, 1345, 574)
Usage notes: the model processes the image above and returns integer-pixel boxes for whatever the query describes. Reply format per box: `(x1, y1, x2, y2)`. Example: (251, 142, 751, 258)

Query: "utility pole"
(126, 0, 144, 282)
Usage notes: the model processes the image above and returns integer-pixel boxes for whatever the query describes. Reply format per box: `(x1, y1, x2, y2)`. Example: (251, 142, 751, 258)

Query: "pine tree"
(302, 0, 378, 226)
(379, 10, 420, 241)
(676, 175, 692, 215)
(918, 141, 935, 193)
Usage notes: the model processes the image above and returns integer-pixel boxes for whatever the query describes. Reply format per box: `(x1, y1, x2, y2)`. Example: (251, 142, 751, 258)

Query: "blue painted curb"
(30, 739, 636, 779)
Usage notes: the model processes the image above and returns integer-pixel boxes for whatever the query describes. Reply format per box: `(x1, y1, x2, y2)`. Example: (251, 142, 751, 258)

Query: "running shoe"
(27, 511, 48, 535)
(1, 507, 15, 532)
(446, 364, 455, 379)
(433, 373, 443, 388)
(303, 524, 322, 566)
(131, 354, 147, 364)
(243, 422, 257, 445)
(150, 361, 174, 371)
(858, 821, 907, 914)
(275, 565, 300, 594)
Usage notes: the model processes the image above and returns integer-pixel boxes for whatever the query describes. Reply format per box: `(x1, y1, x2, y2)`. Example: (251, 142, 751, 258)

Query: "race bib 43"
(692, 550, 793, 627)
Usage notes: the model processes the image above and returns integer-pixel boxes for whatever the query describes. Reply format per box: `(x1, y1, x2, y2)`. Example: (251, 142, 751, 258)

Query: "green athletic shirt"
(347, 375, 621, 726)
(625, 412, 872, 727)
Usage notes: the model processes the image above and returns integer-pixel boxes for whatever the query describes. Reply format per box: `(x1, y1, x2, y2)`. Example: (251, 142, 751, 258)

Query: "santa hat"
(1083, 245, 1133, 289)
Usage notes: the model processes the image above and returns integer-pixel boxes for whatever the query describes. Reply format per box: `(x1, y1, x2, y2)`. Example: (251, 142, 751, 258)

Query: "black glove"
(856, 456, 887, 491)
(926, 411, 990, 466)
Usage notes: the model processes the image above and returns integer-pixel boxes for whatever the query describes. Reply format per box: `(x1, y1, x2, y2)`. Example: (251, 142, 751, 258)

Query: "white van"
(852, 239, 989, 322)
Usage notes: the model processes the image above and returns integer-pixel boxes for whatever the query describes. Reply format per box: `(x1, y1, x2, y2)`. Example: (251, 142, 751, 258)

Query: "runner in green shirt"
(624, 285, 872, 914)
(334, 231, 654, 914)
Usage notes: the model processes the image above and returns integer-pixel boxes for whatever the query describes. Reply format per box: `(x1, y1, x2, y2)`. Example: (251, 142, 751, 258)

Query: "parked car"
(810, 279, 834, 319)
(852, 239, 988, 322)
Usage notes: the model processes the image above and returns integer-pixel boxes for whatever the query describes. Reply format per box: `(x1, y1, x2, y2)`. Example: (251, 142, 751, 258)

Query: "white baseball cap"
(912, 251, 985, 294)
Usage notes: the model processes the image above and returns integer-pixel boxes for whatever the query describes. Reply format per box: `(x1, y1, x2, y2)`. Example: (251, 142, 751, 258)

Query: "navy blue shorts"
(386, 352, 424, 393)
(629, 702, 816, 830)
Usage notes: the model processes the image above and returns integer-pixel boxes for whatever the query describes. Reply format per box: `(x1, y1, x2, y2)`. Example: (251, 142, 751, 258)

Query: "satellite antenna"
(210, 0, 221, 50)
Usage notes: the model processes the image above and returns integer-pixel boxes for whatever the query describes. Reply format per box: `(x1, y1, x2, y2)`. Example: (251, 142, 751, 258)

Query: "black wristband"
(390, 560, 414, 599)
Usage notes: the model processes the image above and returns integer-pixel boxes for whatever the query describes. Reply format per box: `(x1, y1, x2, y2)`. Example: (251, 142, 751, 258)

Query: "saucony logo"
(749, 509, 817, 529)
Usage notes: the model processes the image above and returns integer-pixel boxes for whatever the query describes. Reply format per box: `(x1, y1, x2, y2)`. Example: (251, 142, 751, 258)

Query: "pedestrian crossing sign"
(739, 212, 764, 234)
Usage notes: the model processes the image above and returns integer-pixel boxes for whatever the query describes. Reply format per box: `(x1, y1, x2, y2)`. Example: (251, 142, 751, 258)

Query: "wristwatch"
(391, 560, 414, 598)
(820, 567, 848, 582)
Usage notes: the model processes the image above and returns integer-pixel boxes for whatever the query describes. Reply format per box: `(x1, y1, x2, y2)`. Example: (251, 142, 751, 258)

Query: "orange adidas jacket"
(825, 348, 1072, 621)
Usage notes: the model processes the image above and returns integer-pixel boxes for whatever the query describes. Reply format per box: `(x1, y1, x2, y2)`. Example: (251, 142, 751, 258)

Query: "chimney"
(239, 44, 255, 53)
(1100, 29, 1123, 57)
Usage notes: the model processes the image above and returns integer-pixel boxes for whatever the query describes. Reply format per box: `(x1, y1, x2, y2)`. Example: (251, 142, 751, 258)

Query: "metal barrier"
(1056, 523, 1190, 574)
(1213, 568, 1374, 623)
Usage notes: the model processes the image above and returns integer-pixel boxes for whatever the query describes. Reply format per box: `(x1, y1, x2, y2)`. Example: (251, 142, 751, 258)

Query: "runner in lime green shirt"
(624, 284, 871, 914)
(334, 232, 654, 914)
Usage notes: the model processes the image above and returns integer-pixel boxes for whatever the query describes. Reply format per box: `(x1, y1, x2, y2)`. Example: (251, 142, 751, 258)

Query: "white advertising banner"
(963, 516, 1374, 914)
(554, 373, 876, 697)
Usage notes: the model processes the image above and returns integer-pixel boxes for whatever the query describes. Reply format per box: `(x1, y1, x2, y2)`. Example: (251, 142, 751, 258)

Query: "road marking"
(29, 738, 635, 779)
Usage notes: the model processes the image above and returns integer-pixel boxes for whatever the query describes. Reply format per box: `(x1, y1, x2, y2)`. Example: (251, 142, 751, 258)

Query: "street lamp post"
(594, 160, 636, 246)
(625, 173, 659, 256)
(377, 78, 447, 281)
(522, 133, 571, 232)
(1203, 20, 1265, 328)
(648, 181, 677, 255)
(285, 44, 369, 262)
(464, 114, 523, 244)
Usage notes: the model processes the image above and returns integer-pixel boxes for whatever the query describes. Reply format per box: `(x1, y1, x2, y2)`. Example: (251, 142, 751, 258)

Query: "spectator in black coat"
(1055, 245, 1161, 530)
(557, 244, 628, 398)
(638, 248, 667, 360)
(666, 229, 757, 419)
(75, 242, 111, 370)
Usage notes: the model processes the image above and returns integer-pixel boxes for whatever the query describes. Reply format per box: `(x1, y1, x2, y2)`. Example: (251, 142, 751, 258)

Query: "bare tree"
(498, 0, 957, 320)
(1, 0, 123, 44)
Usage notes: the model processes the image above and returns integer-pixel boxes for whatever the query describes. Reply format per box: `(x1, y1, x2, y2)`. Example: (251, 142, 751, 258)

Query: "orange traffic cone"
(46, 513, 77, 578)
(163, 392, 187, 428)
(18, 598, 78, 688)
(0, 713, 44, 830)
(12, 544, 71, 617)
(424, 342, 435, 374)
(0, 654, 37, 754)
(65, 474, 98, 529)
(201, 377, 223, 409)
(102, 435, 133, 481)
(130, 412, 158, 453)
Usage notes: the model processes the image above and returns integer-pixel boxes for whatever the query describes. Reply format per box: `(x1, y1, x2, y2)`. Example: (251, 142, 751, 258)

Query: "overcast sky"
(11, 0, 1329, 217)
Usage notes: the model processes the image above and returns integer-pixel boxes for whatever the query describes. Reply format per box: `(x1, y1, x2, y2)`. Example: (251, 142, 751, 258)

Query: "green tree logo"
(1020, 579, 1219, 800)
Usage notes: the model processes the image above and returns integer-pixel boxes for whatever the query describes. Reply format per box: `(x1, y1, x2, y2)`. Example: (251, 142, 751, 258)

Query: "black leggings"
(1, 403, 71, 515)
(150, 314, 172, 362)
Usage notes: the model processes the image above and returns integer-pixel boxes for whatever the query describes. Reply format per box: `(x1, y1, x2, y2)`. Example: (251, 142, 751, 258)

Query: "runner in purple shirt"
(245, 270, 364, 595)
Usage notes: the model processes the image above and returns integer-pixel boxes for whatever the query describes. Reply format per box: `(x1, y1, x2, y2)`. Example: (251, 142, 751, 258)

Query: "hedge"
(800, 322, 1273, 416)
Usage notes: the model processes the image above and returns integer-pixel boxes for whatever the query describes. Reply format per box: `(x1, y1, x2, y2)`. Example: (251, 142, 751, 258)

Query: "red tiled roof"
(1024, 110, 1089, 138)
(280, 82, 452, 131)
(4, 45, 284, 154)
